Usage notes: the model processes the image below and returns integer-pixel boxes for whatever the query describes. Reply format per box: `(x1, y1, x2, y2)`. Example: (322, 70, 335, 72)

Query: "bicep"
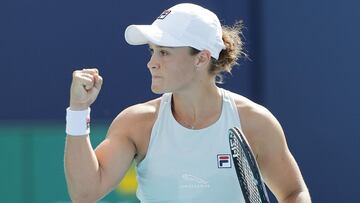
(94, 124, 136, 196)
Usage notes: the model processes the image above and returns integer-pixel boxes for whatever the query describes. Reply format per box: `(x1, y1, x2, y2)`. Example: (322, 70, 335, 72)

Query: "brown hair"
(190, 21, 246, 83)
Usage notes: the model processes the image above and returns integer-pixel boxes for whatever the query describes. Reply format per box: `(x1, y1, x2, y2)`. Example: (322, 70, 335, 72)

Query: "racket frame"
(229, 127, 270, 203)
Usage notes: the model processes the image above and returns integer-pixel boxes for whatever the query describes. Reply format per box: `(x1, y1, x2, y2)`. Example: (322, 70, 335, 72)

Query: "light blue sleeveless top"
(136, 88, 246, 203)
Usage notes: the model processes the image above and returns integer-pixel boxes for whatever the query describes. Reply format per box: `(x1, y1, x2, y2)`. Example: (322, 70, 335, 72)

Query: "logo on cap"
(157, 9, 171, 20)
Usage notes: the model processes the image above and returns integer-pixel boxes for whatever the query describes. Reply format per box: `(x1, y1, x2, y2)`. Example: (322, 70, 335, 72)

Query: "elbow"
(66, 179, 101, 203)
(65, 170, 103, 202)
(281, 188, 311, 203)
(68, 190, 100, 203)
(64, 164, 105, 202)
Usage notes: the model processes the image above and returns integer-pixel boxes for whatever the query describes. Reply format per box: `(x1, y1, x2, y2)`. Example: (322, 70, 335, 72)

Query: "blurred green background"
(0, 121, 139, 203)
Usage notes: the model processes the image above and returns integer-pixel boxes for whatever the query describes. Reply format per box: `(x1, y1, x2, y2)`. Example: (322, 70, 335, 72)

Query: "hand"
(69, 68, 103, 110)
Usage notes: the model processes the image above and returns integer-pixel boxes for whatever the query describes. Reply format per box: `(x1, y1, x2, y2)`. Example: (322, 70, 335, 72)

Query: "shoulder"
(227, 91, 275, 127)
(228, 91, 286, 159)
(108, 97, 161, 135)
(115, 98, 160, 124)
(105, 97, 162, 151)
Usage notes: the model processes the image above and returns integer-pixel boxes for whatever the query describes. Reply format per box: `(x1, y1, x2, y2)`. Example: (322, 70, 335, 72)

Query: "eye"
(159, 49, 169, 56)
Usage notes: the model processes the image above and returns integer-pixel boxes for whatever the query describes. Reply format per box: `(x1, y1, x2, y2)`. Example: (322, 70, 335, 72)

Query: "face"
(147, 44, 198, 94)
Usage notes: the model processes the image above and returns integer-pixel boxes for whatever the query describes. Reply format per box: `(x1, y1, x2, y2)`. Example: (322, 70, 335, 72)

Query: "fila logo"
(217, 154, 231, 168)
(86, 117, 90, 130)
(157, 9, 171, 20)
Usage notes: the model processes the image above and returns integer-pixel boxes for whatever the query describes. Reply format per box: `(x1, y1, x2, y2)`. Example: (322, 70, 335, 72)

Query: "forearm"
(64, 135, 101, 202)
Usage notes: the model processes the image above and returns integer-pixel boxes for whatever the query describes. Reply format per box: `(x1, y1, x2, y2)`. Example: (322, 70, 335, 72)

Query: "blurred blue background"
(0, 0, 359, 202)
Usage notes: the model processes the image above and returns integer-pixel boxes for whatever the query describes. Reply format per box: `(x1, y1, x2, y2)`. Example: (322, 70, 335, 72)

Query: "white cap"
(124, 3, 225, 59)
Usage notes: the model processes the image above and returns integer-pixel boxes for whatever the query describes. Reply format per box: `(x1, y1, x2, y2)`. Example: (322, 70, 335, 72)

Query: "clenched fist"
(70, 68, 103, 110)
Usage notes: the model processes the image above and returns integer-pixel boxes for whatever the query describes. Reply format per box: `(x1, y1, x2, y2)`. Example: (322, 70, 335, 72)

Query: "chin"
(151, 86, 165, 95)
(151, 85, 173, 95)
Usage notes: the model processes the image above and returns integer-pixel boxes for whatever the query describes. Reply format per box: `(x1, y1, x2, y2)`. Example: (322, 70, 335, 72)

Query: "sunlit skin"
(147, 44, 201, 94)
(147, 43, 223, 129)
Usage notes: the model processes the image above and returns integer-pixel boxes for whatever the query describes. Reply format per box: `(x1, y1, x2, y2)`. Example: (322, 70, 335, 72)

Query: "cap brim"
(124, 24, 185, 47)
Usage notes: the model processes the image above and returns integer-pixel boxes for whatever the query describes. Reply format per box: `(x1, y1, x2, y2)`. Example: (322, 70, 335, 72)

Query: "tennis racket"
(229, 127, 270, 203)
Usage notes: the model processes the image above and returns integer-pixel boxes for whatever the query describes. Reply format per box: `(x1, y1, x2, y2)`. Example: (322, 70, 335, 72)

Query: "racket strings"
(232, 133, 262, 203)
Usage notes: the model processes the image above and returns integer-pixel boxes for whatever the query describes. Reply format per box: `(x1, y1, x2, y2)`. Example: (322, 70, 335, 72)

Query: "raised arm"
(64, 68, 137, 202)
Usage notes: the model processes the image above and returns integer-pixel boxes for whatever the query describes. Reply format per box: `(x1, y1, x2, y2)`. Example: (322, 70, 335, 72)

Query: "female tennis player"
(64, 3, 311, 203)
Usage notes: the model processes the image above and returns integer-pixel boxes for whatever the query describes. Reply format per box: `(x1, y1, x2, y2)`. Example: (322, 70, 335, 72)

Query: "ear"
(194, 50, 212, 69)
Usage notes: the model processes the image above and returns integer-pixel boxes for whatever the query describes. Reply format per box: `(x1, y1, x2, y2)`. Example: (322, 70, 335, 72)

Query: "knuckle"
(72, 70, 78, 77)
(72, 70, 82, 77)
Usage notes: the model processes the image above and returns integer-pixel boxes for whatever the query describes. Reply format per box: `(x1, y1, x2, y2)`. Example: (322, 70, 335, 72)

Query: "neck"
(171, 82, 222, 129)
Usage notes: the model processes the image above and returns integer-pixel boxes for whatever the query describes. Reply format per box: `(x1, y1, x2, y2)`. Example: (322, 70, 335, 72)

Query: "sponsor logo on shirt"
(217, 154, 231, 168)
(179, 174, 210, 189)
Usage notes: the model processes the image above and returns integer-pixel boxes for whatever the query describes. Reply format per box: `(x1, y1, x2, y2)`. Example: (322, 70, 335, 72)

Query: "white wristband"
(66, 107, 91, 136)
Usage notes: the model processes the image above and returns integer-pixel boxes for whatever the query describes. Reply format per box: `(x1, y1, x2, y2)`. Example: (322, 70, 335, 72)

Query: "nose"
(147, 54, 159, 70)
